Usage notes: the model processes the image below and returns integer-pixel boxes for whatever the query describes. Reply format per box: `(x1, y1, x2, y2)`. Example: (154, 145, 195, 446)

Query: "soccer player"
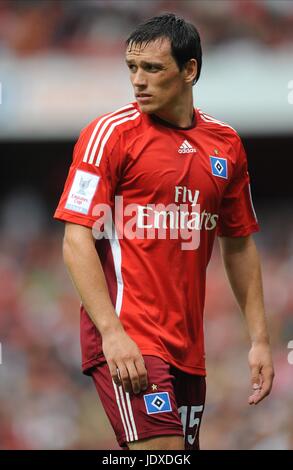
(54, 14, 274, 450)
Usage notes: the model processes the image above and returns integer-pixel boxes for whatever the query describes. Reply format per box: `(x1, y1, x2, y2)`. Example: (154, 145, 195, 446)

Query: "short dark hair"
(126, 13, 202, 84)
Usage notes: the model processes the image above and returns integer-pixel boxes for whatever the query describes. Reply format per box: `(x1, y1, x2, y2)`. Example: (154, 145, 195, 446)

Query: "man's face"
(126, 38, 186, 114)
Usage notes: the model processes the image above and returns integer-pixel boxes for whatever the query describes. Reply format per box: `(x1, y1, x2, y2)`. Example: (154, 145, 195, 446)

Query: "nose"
(132, 68, 147, 88)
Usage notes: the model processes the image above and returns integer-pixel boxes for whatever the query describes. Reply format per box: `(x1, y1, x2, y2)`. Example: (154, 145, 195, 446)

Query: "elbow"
(62, 233, 74, 268)
(62, 224, 95, 267)
(62, 228, 79, 267)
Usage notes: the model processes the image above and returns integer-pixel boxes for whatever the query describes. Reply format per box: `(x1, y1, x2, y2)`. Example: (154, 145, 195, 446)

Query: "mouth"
(135, 93, 152, 102)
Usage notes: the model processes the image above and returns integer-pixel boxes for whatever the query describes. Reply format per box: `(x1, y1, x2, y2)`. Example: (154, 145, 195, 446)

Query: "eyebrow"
(125, 59, 164, 68)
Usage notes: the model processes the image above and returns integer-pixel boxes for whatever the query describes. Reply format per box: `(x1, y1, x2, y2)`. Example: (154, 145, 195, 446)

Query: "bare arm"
(219, 235, 274, 404)
(63, 222, 148, 394)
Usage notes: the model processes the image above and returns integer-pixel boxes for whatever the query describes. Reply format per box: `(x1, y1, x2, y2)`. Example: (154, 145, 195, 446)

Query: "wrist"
(251, 336, 270, 346)
(98, 317, 124, 337)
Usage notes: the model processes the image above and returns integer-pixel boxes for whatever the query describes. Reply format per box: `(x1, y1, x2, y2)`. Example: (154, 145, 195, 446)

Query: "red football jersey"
(54, 102, 259, 376)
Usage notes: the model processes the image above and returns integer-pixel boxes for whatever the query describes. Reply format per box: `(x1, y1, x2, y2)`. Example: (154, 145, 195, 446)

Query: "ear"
(184, 59, 197, 85)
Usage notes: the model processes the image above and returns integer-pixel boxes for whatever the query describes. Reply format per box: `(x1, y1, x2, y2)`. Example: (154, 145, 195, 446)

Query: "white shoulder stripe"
(199, 110, 236, 132)
(82, 104, 134, 163)
(89, 108, 138, 164)
(95, 111, 140, 167)
(202, 112, 236, 131)
(200, 112, 236, 131)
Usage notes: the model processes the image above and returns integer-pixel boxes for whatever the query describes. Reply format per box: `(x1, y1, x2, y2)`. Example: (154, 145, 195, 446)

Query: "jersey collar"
(149, 110, 197, 130)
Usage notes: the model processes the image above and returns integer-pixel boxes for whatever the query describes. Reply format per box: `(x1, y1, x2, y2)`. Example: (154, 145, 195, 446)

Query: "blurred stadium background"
(0, 0, 293, 450)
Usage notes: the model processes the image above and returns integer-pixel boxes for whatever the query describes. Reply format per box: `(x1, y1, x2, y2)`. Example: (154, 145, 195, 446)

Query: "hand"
(102, 326, 148, 395)
(248, 342, 274, 405)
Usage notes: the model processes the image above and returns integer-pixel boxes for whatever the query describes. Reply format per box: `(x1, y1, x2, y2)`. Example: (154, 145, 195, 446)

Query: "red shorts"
(91, 355, 206, 450)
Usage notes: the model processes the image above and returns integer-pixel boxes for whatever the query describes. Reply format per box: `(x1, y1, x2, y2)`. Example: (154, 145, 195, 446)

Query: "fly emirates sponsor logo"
(137, 186, 218, 232)
(91, 186, 218, 250)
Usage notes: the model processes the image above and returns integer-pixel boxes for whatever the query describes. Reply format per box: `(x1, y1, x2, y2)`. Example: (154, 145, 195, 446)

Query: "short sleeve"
(217, 136, 259, 237)
(54, 118, 123, 228)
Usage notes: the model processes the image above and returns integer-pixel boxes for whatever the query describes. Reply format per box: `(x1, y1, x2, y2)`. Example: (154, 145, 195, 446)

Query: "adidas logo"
(178, 140, 197, 154)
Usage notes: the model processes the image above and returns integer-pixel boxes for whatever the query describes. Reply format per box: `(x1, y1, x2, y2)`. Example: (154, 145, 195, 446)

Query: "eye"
(145, 64, 160, 72)
(127, 64, 137, 72)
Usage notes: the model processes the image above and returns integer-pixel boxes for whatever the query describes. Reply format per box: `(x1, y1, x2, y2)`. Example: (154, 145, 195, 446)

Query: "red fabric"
(91, 355, 206, 449)
(54, 102, 259, 376)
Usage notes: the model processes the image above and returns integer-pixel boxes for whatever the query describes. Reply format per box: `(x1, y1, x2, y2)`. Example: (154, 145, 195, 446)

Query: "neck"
(153, 93, 194, 128)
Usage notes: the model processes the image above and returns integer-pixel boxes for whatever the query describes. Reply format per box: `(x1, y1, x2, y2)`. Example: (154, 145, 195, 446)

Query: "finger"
(108, 361, 122, 386)
(252, 368, 274, 404)
(250, 365, 261, 388)
(117, 362, 132, 394)
(248, 365, 261, 404)
(252, 383, 270, 404)
(248, 386, 261, 405)
(135, 357, 148, 391)
(125, 361, 141, 394)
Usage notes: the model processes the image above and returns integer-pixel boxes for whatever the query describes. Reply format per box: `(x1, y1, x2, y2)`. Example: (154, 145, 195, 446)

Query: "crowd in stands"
(0, 0, 292, 57)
